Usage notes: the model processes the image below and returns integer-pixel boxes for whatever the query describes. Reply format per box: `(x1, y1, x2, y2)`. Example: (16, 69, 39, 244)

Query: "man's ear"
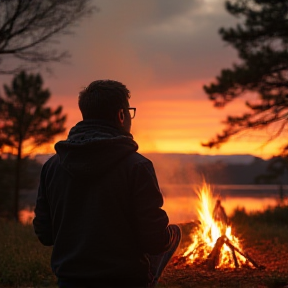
(117, 109, 125, 125)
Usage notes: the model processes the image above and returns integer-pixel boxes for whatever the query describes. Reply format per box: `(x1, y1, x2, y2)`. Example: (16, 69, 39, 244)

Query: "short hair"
(78, 80, 131, 121)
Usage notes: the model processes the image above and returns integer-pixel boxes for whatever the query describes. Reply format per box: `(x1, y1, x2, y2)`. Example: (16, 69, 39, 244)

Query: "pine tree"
(203, 0, 288, 157)
(0, 71, 66, 221)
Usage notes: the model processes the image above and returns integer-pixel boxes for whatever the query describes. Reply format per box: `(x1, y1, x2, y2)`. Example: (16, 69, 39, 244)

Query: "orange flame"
(183, 182, 248, 268)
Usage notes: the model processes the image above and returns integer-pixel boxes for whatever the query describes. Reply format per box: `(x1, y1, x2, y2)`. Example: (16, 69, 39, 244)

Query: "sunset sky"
(1, 0, 285, 158)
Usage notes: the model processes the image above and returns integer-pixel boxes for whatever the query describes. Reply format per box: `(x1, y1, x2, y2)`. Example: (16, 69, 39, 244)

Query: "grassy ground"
(0, 205, 288, 288)
(0, 219, 56, 287)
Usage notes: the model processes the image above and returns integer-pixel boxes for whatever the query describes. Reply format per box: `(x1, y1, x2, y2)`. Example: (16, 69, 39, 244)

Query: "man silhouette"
(33, 80, 181, 288)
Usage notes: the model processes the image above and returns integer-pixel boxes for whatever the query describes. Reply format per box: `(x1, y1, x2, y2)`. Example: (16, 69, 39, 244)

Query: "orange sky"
(1, 0, 285, 159)
(22, 86, 283, 159)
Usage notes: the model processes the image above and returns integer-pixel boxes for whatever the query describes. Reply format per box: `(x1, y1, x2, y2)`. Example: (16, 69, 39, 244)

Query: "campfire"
(174, 182, 265, 270)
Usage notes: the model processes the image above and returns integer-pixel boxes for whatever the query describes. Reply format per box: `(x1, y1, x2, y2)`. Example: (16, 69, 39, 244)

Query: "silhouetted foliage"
(0, 71, 66, 221)
(231, 205, 288, 226)
(0, 0, 95, 74)
(203, 0, 288, 155)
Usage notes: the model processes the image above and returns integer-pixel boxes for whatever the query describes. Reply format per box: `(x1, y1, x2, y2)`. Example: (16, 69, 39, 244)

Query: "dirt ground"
(160, 239, 288, 288)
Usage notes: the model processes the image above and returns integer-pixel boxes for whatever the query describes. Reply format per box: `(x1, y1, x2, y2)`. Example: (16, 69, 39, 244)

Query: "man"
(33, 80, 181, 288)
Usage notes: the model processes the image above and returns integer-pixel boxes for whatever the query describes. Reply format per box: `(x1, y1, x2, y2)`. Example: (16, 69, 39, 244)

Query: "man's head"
(78, 80, 133, 133)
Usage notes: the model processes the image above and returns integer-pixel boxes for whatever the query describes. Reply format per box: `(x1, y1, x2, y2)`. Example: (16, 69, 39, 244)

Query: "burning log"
(205, 235, 226, 270)
(230, 244, 239, 268)
(204, 235, 265, 270)
(224, 237, 265, 270)
(173, 252, 193, 267)
(172, 243, 205, 267)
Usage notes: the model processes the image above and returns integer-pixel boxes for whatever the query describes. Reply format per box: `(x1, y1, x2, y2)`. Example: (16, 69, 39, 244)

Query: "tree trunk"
(14, 142, 22, 222)
(279, 183, 284, 204)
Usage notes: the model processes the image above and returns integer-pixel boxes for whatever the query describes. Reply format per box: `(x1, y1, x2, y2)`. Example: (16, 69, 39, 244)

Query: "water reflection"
(20, 197, 281, 225)
(19, 185, 287, 225)
(163, 196, 279, 224)
(19, 209, 34, 225)
(162, 184, 287, 224)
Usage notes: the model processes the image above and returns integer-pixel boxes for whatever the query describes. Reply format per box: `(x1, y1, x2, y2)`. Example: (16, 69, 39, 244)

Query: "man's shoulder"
(41, 154, 59, 171)
(44, 154, 58, 164)
(124, 152, 158, 179)
(126, 151, 153, 165)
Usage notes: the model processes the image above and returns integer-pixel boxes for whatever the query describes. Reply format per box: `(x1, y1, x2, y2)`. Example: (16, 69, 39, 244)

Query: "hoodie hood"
(55, 120, 138, 178)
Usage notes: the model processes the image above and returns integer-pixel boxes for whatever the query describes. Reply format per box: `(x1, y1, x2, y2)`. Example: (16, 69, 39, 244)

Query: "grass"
(0, 219, 56, 287)
(230, 204, 288, 244)
(1, 204, 288, 288)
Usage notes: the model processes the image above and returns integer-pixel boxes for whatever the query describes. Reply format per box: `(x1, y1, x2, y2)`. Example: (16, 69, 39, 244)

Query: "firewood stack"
(173, 234, 266, 270)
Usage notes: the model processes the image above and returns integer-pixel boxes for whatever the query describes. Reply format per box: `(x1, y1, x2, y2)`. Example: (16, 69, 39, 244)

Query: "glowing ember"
(19, 209, 34, 225)
(182, 182, 250, 269)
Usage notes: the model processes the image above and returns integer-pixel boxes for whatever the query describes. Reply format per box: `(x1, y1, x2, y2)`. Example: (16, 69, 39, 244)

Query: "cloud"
(0, 0, 239, 95)
(127, 0, 238, 87)
(42, 0, 239, 99)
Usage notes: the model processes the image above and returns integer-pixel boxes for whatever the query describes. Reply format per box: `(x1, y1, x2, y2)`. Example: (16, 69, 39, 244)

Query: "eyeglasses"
(128, 107, 136, 119)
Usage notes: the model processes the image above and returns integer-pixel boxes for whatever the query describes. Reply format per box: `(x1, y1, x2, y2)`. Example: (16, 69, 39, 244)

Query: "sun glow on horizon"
(1, 97, 282, 159)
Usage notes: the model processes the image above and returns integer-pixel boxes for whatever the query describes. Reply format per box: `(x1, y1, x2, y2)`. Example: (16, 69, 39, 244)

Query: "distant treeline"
(145, 154, 288, 185)
(194, 158, 288, 185)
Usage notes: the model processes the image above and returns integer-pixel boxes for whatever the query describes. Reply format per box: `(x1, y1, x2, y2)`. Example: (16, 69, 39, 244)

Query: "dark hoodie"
(33, 120, 172, 287)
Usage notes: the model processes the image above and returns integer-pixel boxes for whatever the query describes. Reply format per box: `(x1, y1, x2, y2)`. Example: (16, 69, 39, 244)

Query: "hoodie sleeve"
(33, 163, 53, 246)
(132, 160, 172, 255)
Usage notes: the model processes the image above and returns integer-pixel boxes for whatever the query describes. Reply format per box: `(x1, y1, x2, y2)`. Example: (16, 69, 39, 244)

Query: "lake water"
(19, 184, 288, 225)
(161, 184, 288, 224)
